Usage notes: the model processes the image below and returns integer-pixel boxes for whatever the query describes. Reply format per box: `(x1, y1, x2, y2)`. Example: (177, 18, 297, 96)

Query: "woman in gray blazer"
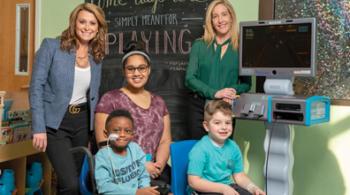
(29, 3, 107, 194)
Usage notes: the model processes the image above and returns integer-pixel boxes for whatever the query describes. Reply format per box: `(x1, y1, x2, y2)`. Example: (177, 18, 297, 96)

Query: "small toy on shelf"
(25, 162, 43, 195)
(0, 169, 16, 195)
(0, 91, 6, 132)
(0, 126, 13, 145)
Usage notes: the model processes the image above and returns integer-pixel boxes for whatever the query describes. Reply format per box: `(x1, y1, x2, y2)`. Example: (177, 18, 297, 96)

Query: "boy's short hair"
(105, 109, 134, 130)
(204, 100, 233, 121)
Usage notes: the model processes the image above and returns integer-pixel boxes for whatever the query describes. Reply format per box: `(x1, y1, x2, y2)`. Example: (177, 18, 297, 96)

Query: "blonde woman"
(185, 0, 251, 139)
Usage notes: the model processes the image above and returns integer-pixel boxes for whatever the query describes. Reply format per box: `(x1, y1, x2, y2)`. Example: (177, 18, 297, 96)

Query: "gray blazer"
(29, 38, 102, 133)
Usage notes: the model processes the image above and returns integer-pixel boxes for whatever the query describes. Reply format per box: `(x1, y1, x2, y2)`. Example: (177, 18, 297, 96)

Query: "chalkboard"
(88, 0, 211, 140)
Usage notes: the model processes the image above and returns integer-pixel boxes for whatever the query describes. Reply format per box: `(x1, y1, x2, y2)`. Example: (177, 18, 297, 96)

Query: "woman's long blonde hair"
(60, 3, 107, 63)
(203, 0, 239, 49)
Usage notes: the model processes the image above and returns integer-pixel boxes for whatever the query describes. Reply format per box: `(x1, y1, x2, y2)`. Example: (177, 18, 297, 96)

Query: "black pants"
(187, 94, 207, 139)
(196, 183, 252, 195)
(46, 108, 89, 195)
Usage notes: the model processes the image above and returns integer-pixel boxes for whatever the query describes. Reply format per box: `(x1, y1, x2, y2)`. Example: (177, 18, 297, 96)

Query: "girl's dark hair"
(123, 41, 146, 54)
(121, 41, 151, 66)
(105, 109, 134, 129)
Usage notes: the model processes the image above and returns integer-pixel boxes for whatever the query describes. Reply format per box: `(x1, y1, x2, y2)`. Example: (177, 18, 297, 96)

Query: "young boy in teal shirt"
(187, 100, 265, 195)
(95, 109, 159, 195)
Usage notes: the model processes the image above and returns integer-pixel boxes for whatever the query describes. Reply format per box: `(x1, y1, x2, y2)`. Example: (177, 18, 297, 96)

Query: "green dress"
(185, 39, 251, 99)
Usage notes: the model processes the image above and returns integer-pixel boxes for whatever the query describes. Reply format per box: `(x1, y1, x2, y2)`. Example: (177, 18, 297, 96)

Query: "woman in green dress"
(185, 0, 251, 139)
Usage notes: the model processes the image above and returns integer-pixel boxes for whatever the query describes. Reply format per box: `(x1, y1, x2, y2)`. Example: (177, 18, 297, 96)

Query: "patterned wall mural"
(275, 0, 350, 100)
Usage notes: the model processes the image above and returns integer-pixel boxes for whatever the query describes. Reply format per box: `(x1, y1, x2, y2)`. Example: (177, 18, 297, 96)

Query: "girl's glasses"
(125, 64, 149, 74)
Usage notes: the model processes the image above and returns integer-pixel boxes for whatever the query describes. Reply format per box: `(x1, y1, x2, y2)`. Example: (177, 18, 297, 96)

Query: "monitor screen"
(239, 18, 316, 77)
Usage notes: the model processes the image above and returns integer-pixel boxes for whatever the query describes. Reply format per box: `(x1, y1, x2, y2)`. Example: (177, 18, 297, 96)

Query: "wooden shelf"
(0, 140, 52, 195)
(0, 140, 39, 162)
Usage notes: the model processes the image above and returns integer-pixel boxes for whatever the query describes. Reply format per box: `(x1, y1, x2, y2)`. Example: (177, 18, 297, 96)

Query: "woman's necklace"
(75, 45, 90, 67)
(75, 50, 90, 68)
(75, 56, 90, 68)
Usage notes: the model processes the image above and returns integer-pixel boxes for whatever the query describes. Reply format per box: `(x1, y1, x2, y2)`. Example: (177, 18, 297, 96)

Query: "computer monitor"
(239, 18, 316, 78)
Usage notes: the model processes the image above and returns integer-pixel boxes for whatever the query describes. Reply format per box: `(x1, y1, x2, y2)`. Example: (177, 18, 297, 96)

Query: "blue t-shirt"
(187, 135, 243, 185)
(95, 142, 150, 195)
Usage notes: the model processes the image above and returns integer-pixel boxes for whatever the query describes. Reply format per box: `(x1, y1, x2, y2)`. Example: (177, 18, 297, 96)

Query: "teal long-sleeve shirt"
(185, 39, 251, 99)
(95, 142, 150, 195)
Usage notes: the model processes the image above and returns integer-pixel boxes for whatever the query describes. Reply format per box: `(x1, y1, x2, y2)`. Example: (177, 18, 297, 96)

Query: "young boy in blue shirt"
(95, 109, 159, 195)
(187, 100, 265, 195)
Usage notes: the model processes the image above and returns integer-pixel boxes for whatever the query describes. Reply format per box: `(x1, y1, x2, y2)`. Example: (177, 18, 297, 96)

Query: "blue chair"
(70, 146, 96, 195)
(170, 140, 197, 195)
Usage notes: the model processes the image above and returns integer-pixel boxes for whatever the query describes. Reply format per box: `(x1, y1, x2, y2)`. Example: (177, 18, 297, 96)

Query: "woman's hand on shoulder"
(215, 88, 236, 100)
(222, 98, 233, 105)
(136, 186, 160, 195)
(32, 133, 47, 152)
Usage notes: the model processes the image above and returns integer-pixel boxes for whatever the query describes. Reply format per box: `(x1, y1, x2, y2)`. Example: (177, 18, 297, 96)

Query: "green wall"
(39, 1, 350, 194)
(39, 0, 82, 42)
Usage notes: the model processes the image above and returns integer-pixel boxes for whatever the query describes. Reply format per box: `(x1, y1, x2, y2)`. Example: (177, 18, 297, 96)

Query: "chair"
(170, 140, 197, 195)
(69, 146, 97, 195)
